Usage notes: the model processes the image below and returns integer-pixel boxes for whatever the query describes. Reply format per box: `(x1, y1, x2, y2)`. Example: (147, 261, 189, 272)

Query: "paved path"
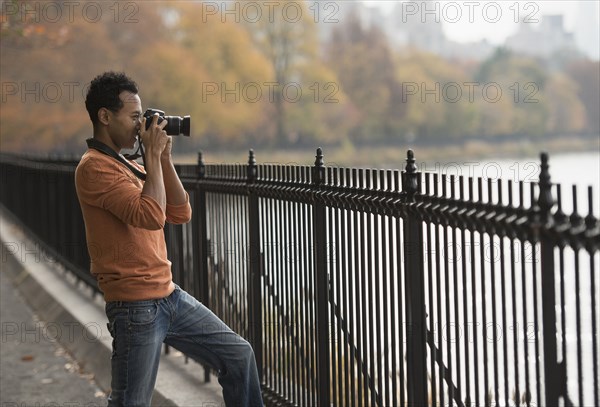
(0, 210, 225, 406)
(0, 263, 106, 406)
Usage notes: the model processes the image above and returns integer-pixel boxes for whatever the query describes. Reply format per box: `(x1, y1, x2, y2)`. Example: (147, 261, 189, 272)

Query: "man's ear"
(98, 108, 110, 126)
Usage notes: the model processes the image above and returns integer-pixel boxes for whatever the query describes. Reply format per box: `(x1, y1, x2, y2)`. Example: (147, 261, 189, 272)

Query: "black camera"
(144, 108, 190, 137)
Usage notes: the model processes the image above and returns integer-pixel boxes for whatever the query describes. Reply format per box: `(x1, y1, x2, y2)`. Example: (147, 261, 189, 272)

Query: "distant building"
(316, 3, 593, 62)
(387, 1, 446, 55)
(441, 39, 495, 61)
(317, 0, 494, 61)
(575, 1, 600, 60)
(505, 15, 578, 58)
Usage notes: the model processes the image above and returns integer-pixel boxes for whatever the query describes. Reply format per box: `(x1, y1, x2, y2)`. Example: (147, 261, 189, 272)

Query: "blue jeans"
(105, 285, 263, 406)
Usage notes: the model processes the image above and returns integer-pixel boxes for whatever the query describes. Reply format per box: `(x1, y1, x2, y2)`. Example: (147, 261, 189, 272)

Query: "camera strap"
(86, 138, 147, 181)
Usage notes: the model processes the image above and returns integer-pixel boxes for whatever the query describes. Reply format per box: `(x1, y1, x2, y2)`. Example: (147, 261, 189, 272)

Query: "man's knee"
(239, 337, 256, 358)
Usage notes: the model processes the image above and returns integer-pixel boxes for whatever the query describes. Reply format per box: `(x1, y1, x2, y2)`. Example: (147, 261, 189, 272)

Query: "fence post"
(196, 151, 211, 383)
(247, 149, 263, 379)
(312, 147, 330, 406)
(402, 149, 428, 406)
(537, 152, 561, 406)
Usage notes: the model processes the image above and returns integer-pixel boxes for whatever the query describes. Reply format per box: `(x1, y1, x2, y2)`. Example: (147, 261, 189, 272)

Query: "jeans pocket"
(129, 304, 158, 325)
(105, 303, 127, 320)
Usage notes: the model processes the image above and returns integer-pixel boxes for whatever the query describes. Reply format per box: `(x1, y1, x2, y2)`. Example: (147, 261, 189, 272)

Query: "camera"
(144, 108, 191, 137)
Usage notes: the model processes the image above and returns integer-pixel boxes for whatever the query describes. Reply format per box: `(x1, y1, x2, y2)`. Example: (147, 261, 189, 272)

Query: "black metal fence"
(0, 149, 598, 407)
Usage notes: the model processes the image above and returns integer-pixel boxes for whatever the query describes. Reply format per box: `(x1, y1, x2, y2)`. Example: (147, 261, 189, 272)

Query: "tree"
(475, 48, 549, 137)
(0, 1, 276, 152)
(566, 60, 600, 134)
(325, 11, 404, 144)
(135, 2, 274, 148)
(236, 0, 344, 144)
(544, 73, 586, 134)
(1, 0, 123, 152)
(394, 49, 478, 142)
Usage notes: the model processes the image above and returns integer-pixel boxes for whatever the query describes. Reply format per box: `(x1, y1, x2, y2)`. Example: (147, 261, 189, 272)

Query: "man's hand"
(140, 113, 168, 158)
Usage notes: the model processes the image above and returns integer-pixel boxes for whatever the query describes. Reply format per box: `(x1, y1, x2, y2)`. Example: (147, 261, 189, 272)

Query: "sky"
(362, 1, 599, 46)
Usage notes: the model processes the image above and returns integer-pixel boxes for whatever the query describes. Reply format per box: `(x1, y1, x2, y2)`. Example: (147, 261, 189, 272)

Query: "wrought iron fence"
(0, 149, 598, 407)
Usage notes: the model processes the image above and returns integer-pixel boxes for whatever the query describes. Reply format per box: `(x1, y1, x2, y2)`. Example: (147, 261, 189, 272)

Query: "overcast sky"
(362, 1, 598, 45)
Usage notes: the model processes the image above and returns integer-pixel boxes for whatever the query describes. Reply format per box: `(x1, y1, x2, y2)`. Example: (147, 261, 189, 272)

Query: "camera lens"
(142, 109, 190, 136)
(164, 116, 191, 137)
(181, 116, 191, 137)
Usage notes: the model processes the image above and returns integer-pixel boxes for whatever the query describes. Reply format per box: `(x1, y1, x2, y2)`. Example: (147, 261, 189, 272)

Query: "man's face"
(107, 91, 142, 151)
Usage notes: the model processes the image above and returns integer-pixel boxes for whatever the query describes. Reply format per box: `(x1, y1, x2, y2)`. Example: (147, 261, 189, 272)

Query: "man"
(75, 71, 263, 407)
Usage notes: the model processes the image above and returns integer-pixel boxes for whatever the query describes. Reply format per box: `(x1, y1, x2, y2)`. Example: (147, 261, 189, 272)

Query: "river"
(415, 150, 600, 215)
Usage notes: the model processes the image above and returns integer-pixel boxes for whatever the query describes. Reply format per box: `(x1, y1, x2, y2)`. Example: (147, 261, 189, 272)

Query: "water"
(416, 151, 600, 216)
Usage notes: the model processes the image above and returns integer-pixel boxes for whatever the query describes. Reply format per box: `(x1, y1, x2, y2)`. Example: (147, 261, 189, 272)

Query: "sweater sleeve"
(128, 158, 192, 225)
(166, 191, 192, 225)
(76, 155, 166, 230)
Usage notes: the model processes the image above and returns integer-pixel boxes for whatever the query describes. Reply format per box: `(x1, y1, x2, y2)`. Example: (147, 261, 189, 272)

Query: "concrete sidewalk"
(0, 246, 106, 406)
(0, 209, 224, 406)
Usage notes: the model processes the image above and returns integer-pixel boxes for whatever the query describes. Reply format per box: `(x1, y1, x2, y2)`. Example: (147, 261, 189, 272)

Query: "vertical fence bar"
(352, 167, 364, 405)
(312, 148, 330, 407)
(365, 170, 372, 405)
(291, 170, 301, 404)
(442, 175, 453, 403)
(275, 166, 284, 396)
(262, 167, 272, 393)
(538, 153, 560, 406)
(434, 174, 445, 406)
(531, 181, 543, 405)
(498, 180, 509, 406)
(391, 170, 401, 407)
(381, 169, 390, 407)
(196, 152, 211, 383)
(304, 165, 318, 405)
(247, 150, 263, 379)
(401, 149, 427, 406)
(488, 177, 500, 406)
(585, 186, 599, 407)
(460, 176, 472, 405)
(341, 169, 350, 406)
(508, 180, 521, 405)
(344, 168, 360, 407)
(571, 185, 584, 407)
(425, 173, 437, 407)
(329, 167, 338, 406)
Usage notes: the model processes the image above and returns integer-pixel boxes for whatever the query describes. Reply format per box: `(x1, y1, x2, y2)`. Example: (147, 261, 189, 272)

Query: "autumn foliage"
(1, 0, 598, 154)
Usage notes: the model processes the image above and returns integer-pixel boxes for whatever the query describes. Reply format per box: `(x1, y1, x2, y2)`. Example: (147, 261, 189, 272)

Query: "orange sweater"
(75, 149, 192, 301)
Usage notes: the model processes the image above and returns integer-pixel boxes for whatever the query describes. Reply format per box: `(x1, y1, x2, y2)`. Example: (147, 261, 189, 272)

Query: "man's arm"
(75, 154, 167, 230)
(141, 114, 169, 211)
(161, 137, 187, 206)
(160, 136, 192, 224)
(142, 153, 166, 211)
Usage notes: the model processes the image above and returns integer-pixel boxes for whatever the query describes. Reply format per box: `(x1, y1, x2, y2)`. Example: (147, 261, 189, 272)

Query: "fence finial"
(538, 152, 553, 223)
(406, 149, 416, 172)
(197, 151, 205, 179)
(313, 147, 325, 185)
(403, 149, 419, 197)
(248, 149, 257, 183)
(315, 147, 324, 167)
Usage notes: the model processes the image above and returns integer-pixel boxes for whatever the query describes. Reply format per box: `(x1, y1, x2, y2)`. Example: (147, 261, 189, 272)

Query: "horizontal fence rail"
(1, 149, 598, 406)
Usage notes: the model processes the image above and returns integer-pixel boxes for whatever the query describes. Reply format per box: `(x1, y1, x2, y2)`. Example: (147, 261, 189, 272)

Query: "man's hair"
(85, 71, 139, 126)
